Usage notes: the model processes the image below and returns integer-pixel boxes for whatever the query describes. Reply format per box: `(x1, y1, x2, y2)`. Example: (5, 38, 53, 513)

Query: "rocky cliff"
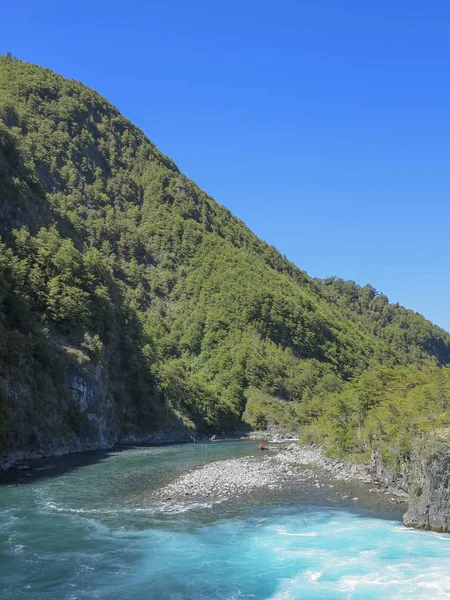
(403, 454, 450, 532)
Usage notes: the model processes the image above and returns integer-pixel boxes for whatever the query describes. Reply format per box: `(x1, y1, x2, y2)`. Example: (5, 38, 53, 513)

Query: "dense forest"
(0, 55, 449, 462)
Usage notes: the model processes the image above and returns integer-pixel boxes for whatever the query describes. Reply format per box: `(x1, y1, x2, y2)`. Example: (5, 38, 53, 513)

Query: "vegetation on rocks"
(299, 362, 450, 467)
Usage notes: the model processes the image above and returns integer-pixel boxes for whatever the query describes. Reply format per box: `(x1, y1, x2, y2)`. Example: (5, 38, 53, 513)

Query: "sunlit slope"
(0, 55, 449, 454)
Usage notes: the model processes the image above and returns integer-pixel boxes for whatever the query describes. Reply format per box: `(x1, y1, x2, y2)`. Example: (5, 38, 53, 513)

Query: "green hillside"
(299, 362, 450, 464)
(0, 55, 449, 457)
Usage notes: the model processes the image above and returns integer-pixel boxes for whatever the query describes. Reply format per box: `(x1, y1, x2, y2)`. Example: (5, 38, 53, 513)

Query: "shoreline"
(0, 437, 409, 503)
(154, 443, 408, 506)
(0, 429, 297, 472)
(3, 435, 448, 533)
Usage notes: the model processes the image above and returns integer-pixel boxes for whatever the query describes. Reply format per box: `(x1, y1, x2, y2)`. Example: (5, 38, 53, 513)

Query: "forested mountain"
(1, 55, 449, 459)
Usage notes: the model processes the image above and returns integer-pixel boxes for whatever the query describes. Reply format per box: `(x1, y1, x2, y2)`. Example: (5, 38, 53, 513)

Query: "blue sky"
(3, 1, 450, 331)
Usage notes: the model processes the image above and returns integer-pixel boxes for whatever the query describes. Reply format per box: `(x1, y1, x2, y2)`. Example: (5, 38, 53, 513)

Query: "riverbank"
(0, 429, 296, 472)
(3, 434, 448, 533)
(154, 442, 450, 533)
(155, 443, 408, 506)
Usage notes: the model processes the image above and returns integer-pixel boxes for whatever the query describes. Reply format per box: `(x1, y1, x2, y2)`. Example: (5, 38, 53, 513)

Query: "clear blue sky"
(3, 1, 450, 331)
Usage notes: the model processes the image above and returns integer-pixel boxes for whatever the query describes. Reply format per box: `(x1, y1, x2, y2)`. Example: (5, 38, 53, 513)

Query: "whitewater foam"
(2, 441, 450, 599)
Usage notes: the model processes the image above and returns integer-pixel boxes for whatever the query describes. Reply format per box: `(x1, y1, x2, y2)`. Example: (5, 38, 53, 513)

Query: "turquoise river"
(1, 441, 450, 599)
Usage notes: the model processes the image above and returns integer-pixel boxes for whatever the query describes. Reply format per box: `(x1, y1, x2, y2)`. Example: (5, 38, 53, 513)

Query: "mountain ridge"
(0, 55, 449, 464)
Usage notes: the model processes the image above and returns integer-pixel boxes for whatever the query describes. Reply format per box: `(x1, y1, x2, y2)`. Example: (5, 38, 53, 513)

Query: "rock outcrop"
(403, 455, 450, 532)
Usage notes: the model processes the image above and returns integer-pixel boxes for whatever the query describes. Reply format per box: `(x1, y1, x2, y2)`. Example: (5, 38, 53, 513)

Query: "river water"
(1, 441, 450, 599)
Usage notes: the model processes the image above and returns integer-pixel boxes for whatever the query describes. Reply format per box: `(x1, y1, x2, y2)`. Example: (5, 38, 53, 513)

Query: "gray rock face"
(296, 446, 450, 532)
(316, 447, 450, 531)
(4, 360, 118, 466)
(403, 455, 450, 532)
(368, 450, 409, 495)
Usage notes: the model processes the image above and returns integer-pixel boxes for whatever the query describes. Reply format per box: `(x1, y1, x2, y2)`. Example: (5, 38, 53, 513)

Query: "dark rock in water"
(403, 455, 450, 533)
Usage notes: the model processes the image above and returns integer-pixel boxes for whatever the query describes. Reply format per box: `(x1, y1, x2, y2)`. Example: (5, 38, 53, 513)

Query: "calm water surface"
(1, 441, 449, 599)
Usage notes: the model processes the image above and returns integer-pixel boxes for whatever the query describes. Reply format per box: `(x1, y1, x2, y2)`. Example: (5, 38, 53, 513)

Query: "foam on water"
(1, 442, 449, 599)
(263, 513, 450, 599)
